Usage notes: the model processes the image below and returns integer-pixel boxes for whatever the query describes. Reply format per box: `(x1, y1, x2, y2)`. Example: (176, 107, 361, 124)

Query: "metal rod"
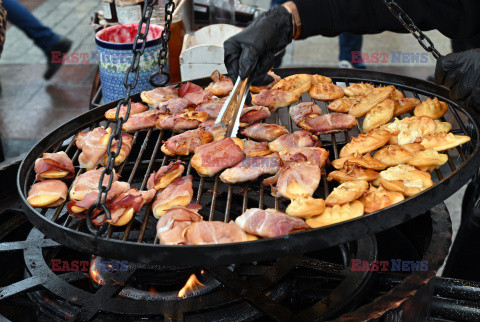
(209, 176, 220, 221)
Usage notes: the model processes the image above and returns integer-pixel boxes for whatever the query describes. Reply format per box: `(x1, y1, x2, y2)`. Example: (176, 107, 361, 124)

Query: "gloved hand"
(224, 5, 293, 86)
(434, 49, 480, 109)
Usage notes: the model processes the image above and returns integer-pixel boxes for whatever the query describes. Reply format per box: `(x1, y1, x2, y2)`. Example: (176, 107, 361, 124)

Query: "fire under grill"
(17, 68, 480, 266)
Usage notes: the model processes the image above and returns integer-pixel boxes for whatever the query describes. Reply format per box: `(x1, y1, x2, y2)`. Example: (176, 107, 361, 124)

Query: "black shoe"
(44, 37, 73, 80)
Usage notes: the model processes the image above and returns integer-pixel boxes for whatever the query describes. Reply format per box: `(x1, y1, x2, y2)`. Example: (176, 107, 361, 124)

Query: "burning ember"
(177, 274, 204, 298)
(89, 257, 105, 285)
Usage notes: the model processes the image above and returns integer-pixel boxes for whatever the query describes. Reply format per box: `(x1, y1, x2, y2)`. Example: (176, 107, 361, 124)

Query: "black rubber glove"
(434, 49, 480, 110)
(224, 5, 293, 86)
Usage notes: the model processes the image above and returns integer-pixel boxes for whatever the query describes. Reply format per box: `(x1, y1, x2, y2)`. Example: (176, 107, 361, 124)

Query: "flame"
(177, 274, 204, 298)
(149, 286, 158, 294)
(89, 257, 105, 285)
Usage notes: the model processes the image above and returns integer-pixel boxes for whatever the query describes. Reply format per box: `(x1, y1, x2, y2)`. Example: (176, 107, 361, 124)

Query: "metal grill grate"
(17, 68, 480, 265)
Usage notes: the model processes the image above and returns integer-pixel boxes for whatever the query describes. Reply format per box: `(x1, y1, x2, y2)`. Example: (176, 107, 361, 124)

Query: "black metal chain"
(149, 0, 175, 87)
(382, 0, 441, 60)
(86, 0, 175, 235)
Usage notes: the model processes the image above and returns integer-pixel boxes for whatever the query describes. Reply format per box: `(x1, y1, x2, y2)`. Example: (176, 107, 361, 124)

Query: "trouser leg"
(3, 0, 60, 53)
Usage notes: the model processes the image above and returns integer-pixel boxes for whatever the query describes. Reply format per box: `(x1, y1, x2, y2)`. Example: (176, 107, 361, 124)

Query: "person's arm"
(293, 0, 480, 39)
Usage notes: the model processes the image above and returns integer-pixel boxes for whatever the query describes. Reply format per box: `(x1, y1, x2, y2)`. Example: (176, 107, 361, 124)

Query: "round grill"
(17, 68, 480, 265)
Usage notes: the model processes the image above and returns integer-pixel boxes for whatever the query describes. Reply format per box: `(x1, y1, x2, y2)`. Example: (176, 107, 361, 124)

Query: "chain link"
(86, 0, 175, 235)
(382, 0, 441, 60)
(149, 0, 175, 86)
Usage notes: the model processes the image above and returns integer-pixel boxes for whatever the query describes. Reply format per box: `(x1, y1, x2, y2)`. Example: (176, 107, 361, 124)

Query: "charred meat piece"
(239, 105, 271, 126)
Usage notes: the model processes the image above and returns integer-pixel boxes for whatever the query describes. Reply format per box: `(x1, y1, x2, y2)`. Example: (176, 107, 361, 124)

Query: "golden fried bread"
(327, 162, 379, 183)
(408, 149, 448, 172)
(393, 98, 420, 116)
(309, 83, 345, 101)
(286, 196, 326, 218)
(363, 99, 395, 132)
(391, 89, 404, 100)
(382, 116, 436, 145)
(327, 96, 361, 113)
(373, 145, 415, 167)
(311, 74, 332, 85)
(421, 132, 471, 151)
(325, 180, 369, 206)
(401, 143, 425, 154)
(360, 185, 404, 214)
(332, 153, 387, 171)
(343, 82, 375, 97)
(273, 74, 312, 97)
(378, 164, 433, 197)
(306, 200, 364, 228)
(339, 129, 391, 158)
(414, 97, 449, 119)
(434, 120, 453, 133)
(349, 86, 394, 118)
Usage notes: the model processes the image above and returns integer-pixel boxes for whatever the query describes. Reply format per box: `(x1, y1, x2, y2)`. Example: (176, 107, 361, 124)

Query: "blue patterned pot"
(95, 23, 164, 103)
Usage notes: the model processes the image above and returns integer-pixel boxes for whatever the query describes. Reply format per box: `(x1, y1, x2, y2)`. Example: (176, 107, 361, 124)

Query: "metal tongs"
(215, 75, 252, 137)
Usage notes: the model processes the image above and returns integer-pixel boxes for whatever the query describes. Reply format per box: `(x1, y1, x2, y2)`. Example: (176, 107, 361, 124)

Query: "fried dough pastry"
(391, 89, 404, 100)
(339, 129, 391, 158)
(286, 196, 326, 218)
(421, 132, 471, 151)
(327, 162, 379, 183)
(360, 185, 404, 214)
(373, 144, 424, 167)
(325, 180, 369, 206)
(414, 97, 449, 119)
(332, 153, 386, 171)
(343, 82, 375, 97)
(306, 200, 364, 228)
(272, 73, 312, 97)
(308, 83, 345, 101)
(349, 86, 394, 117)
(378, 164, 433, 197)
(408, 149, 448, 172)
(393, 98, 420, 116)
(363, 99, 395, 132)
(311, 74, 332, 85)
(434, 120, 452, 133)
(382, 116, 436, 145)
(327, 96, 362, 113)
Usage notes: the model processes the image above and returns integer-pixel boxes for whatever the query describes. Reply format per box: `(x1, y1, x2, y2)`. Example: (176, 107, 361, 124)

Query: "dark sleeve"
(292, 0, 480, 40)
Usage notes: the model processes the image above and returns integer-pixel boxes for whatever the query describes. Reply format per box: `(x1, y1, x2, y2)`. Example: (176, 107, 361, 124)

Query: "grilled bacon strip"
(196, 98, 226, 119)
(102, 132, 134, 166)
(205, 70, 233, 96)
(289, 102, 322, 126)
(240, 123, 289, 142)
(183, 221, 248, 245)
(140, 85, 178, 108)
(199, 120, 226, 141)
(147, 161, 185, 190)
(34, 151, 75, 181)
(268, 130, 320, 152)
(243, 139, 271, 157)
(27, 180, 68, 208)
(76, 127, 111, 170)
(191, 138, 245, 177)
(105, 102, 147, 121)
(235, 208, 308, 238)
(158, 97, 194, 115)
(152, 176, 194, 218)
(220, 153, 281, 184)
(278, 147, 329, 168)
(156, 204, 203, 245)
(161, 128, 213, 156)
(107, 188, 156, 226)
(122, 110, 164, 132)
(299, 113, 357, 135)
(239, 106, 271, 126)
(155, 109, 209, 132)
